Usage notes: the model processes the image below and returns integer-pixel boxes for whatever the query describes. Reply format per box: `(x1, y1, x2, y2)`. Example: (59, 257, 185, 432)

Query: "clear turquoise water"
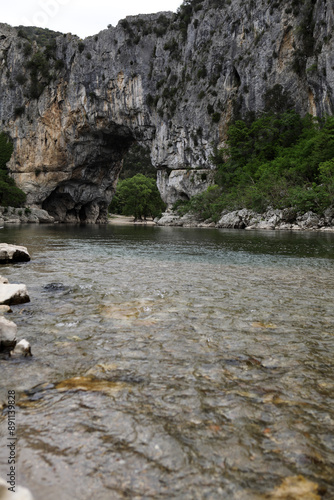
(0, 224, 334, 499)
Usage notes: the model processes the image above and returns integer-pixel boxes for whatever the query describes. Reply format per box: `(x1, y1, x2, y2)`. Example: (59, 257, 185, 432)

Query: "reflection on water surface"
(1, 225, 334, 499)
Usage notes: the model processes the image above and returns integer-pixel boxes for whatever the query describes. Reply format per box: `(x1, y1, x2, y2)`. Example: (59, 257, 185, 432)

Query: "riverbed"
(1, 224, 334, 499)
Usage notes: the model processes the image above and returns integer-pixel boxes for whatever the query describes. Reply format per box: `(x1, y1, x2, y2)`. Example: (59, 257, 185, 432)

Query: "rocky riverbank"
(156, 208, 334, 231)
(0, 206, 54, 225)
(0, 244, 32, 357)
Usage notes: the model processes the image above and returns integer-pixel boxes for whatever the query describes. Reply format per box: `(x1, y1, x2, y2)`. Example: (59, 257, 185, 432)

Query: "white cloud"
(2, 0, 183, 38)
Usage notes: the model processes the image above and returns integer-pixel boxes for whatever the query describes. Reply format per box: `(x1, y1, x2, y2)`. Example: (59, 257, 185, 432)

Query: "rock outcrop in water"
(0, 0, 333, 221)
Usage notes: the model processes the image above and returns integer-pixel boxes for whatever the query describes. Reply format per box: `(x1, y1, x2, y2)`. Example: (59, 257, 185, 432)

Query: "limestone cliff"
(0, 0, 333, 222)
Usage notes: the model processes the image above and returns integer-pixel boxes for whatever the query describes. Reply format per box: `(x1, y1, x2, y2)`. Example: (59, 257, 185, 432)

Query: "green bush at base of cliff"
(109, 174, 166, 220)
(174, 111, 334, 219)
(0, 133, 27, 208)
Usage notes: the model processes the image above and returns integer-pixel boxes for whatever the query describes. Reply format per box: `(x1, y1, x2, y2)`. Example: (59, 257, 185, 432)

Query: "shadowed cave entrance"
(42, 129, 136, 223)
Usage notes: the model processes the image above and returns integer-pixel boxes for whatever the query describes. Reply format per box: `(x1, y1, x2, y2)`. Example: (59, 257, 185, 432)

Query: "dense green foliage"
(120, 144, 156, 180)
(0, 133, 26, 207)
(174, 111, 334, 221)
(109, 174, 165, 220)
(110, 144, 164, 219)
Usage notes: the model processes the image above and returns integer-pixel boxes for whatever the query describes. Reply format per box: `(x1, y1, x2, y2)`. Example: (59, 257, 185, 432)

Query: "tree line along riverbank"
(171, 111, 334, 224)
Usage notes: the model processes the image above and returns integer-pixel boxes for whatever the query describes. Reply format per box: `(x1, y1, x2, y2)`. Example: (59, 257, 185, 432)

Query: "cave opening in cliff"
(41, 128, 137, 223)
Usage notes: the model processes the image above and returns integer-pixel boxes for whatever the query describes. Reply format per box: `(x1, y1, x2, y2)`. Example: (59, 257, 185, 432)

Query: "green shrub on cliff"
(0, 132, 26, 207)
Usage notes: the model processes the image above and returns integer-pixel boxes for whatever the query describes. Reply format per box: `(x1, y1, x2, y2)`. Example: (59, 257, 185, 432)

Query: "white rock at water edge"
(0, 316, 17, 353)
(12, 339, 32, 357)
(0, 284, 30, 305)
(0, 243, 30, 263)
(0, 316, 17, 341)
(0, 477, 34, 500)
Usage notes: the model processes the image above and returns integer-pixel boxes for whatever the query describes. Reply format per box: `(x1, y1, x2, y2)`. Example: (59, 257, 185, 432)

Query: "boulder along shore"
(156, 208, 334, 231)
(0, 206, 54, 225)
(1, 205, 334, 231)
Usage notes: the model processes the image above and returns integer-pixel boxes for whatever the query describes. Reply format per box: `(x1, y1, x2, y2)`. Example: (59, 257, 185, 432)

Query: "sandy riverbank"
(108, 214, 156, 225)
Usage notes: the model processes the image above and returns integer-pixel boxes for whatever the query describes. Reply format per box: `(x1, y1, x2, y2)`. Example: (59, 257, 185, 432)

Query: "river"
(1, 224, 334, 499)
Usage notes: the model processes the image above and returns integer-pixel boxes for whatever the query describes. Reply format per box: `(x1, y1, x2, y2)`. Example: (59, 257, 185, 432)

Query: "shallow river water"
(0, 224, 334, 499)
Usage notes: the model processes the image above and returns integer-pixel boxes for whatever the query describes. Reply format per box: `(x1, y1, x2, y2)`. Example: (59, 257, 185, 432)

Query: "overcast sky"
(2, 0, 183, 38)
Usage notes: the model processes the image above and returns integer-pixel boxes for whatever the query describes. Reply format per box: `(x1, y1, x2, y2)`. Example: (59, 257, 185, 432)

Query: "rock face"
(0, 243, 31, 263)
(0, 0, 333, 220)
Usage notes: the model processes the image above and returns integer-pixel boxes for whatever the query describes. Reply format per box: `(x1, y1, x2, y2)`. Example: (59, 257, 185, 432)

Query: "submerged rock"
(264, 475, 321, 499)
(56, 376, 128, 396)
(0, 244, 30, 263)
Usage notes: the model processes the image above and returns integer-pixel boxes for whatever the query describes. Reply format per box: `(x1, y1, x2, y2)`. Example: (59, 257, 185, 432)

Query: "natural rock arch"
(0, 0, 333, 222)
(41, 126, 136, 223)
